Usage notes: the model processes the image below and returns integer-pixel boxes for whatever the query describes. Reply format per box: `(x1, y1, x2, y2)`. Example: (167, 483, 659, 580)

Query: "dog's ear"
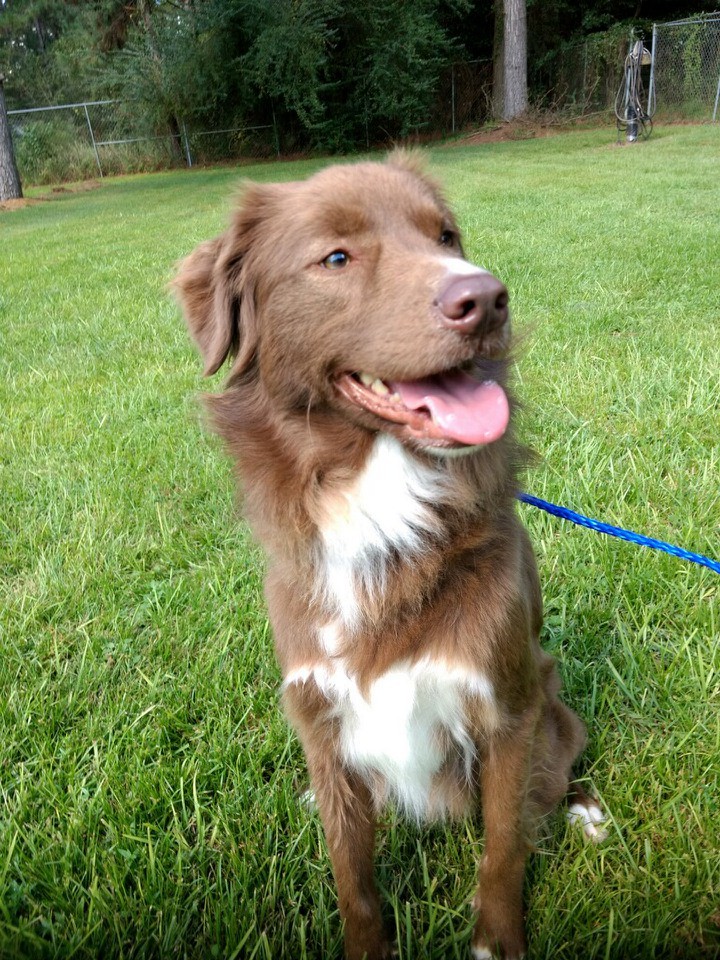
(174, 182, 286, 377)
(173, 235, 241, 376)
(385, 147, 428, 178)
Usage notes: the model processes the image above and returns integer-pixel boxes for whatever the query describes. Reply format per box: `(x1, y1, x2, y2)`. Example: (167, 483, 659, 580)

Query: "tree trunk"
(0, 76, 23, 201)
(492, 1, 505, 120)
(492, 0, 528, 121)
(502, 0, 528, 120)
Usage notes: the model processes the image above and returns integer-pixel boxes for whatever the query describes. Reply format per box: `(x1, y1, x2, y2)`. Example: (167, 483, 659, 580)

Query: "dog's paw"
(347, 938, 396, 960)
(472, 947, 493, 959)
(567, 798, 608, 843)
(472, 916, 526, 960)
(299, 787, 316, 810)
(472, 946, 494, 959)
(472, 944, 524, 960)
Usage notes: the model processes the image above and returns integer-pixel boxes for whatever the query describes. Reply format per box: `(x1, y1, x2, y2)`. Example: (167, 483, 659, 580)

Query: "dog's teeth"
(357, 373, 390, 396)
(390, 392, 402, 403)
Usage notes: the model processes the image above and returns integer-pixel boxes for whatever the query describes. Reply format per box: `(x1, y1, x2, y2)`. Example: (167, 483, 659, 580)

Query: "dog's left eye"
(322, 250, 350, 269)
(439, 230, 456, 247)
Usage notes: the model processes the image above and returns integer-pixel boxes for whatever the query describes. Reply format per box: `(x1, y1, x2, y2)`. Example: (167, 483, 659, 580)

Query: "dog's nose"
(436, 272, 509, 335)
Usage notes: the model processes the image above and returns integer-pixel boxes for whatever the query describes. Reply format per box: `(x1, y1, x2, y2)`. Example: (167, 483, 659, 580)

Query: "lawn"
(1, 124, 718, 959)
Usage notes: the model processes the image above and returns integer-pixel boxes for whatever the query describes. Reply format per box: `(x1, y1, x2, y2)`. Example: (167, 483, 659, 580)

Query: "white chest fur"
(285, 657, 497, 820)
(316, 434, 447, 631)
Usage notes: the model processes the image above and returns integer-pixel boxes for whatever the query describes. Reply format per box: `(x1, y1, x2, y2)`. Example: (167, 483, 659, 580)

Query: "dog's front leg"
(283, 678, 391, 959)
(306, 751, 391, 960)
(472, 714, 538, 960)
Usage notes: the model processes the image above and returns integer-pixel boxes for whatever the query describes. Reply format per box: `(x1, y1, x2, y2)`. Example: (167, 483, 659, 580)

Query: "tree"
(0, 74, 23, 200)
(313, 0, 470, 148)
(355, 0, 470, 140)
(493, 0, 528, 120)
(243, 0, 337, 136)
(0, 1, 98, 108)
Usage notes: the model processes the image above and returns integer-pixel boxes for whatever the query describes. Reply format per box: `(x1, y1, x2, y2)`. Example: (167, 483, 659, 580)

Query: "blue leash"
(517, 493, 720, 576)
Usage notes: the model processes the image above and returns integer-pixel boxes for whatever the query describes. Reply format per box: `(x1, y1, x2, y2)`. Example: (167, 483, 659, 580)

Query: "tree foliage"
(0, 0, 709, 155)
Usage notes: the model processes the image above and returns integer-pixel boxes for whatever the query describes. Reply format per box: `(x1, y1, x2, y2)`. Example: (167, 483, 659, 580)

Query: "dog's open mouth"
(336, 368, 510, 447)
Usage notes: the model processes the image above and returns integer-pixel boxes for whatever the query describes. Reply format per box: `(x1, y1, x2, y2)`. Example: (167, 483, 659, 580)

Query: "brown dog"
(174, 154, 605, 960)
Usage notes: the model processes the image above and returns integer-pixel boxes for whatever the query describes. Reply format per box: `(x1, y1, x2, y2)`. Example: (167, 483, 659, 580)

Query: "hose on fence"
(615, 39, 654, 141)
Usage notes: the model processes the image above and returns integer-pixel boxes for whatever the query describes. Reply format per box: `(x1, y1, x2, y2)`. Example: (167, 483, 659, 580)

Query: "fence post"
(272, 107, 280, 157)
(84, 103, 103, 178)
(181, 121, 192, 167)
(713, 71, 720, 121)
(451, 64, 456, 133)
(648, 23, 657, 115)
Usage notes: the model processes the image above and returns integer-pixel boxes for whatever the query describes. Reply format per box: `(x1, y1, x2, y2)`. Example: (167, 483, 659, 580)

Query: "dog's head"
(174, 153, 512, 455)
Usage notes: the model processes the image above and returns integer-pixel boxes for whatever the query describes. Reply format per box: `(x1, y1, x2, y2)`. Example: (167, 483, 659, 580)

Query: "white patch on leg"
(567, 801, 609, 843)
(472, 947, 494, 960)
(472, 946, 524, 960)
(299, 788, 316, 810)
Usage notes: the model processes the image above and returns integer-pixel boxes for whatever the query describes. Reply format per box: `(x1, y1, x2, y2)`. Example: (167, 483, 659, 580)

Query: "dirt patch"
(450, 114, 608, 147)
(0, 197, 39, 212)
(1, 179, 102, 213)
(49, 179, 102, 195)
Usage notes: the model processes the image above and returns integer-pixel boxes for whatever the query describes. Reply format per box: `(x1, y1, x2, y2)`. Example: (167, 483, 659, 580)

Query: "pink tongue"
(389, 371, 510, 445)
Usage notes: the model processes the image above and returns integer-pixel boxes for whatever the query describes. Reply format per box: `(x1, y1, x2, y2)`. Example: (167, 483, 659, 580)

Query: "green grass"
(1, 125, 719, 959)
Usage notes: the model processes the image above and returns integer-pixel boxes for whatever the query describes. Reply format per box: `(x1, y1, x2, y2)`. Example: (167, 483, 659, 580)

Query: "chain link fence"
(7, 16, 720, 185)
(493, 15, 720, 122)
(9, 100, 168, 183)
(7, 100, 279, 184)
(10, 77, 491, 185)
(530, 29, 629, 116)
(446, 60, 493, 133)
(648, 15, 720, 120)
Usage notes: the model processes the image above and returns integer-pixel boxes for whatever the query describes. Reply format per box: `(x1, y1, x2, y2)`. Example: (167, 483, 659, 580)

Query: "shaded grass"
(1, 125, 719, 959)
